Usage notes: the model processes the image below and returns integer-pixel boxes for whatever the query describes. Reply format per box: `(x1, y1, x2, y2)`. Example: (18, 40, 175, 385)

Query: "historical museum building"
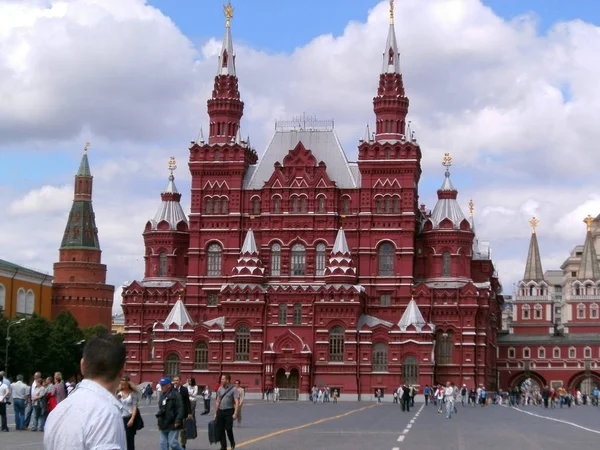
(497, 216, 600, 393)
(121, 3, 503, 399)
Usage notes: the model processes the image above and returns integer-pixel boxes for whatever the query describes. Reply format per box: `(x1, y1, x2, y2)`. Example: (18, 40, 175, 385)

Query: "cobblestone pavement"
(2, 400, 600, 449)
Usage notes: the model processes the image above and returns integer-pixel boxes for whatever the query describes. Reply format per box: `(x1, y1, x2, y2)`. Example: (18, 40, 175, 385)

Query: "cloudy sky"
(1, 0, 599, 314)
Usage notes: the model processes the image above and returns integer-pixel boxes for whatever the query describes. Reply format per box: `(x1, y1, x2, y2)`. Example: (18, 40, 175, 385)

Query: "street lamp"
(5, 318, 26, 378)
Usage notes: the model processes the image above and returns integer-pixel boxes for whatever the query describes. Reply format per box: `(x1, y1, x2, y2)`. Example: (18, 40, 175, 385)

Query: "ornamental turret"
(52, 143, 114, 328)
(143, 157, 189, 280)
(324, 228, 357, 284)
(523, 217, 545, 283)
(231, 229, 266, 283)
(577, 215, 600, 281)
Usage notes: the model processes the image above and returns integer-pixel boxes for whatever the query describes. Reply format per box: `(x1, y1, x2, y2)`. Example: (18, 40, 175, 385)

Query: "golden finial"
(468, 199, 474, 218)
(168, 156, 177, 175)
(442, 152, 452, 173)
(177, 288, 185, 300)
(389, 0, 395, 25)
(224, 1, 234, 28)
(584, 215, 594, 232)
(529, 216, 539, 234)
(84, 142, 91, 154)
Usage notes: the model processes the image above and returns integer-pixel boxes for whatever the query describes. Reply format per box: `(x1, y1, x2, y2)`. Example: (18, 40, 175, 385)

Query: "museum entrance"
(275, 368, 300, 400)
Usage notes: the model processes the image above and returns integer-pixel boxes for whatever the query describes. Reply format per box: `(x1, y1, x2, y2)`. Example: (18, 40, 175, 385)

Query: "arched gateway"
(275, 368, 300, 400)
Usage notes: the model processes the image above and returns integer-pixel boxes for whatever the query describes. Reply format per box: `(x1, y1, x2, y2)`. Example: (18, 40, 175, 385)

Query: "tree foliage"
(0, 311, 114, 382)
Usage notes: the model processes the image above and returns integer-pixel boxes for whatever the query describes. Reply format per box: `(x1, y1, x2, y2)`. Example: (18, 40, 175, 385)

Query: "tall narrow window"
(292, 197, 299, 213)
(293, 303, 302, 325)
(16, 288, 25, 314)
(380, 294, 392, 306)
(553, 347, 560, 359)
(534, 304, 543, 319)
(577, 303, 586, 319)
(207, 244, 222, 276)
(376, 198, 383, 213)
(213, 198, 220, 215)
(329, 326, 344, 362)
(291, 243, 306, 276)
(159, 252, 167, 276)
(342, 197, 350, 214)
(300, 197, 307, 212)
(221, 198, 227, 214)
(522, 304, 531, 319)
(271, 243, 281, 276)
(0, 284, 5, 312)
(372, 343, 388, 371)
(25, 290, 34, 315)
(273, 197, 281, 213)
(436, 331, 453, 364)
(402, 356, 418, 385)
(204, 198, 212, 214)
(194, 342, 209, 370)
(318, 196, 326, 213)
(442, 252, 451, 277)
(393, 198, 400, 213)
(235, 325, 250, 361)
(316, 243, 326, 276)
(378, 243, 394, 276)
(278, 304, 287, 324)
(214, 149, 221, 161)
(164, 353, 180, 378)
(252, 198, 260, 215)
(385, 198, 392, 213)
(591, 303, 599, 319)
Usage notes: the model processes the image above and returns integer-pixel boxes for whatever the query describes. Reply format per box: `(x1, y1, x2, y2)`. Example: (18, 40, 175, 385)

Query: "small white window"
(553, 347, 560, 359)
(523, 348, 530, 359)
(522, 304, 530, 320)
(508, 348, 515, 359)
(584, 347, 592, 359)
(534, 304, 542, 320)
(591, 303, 599, 319)
(569, 347, 576, 359)
(538, 347, 545, 359)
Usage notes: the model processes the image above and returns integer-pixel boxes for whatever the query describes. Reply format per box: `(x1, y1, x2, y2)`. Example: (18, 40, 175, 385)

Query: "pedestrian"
(423, 384, 430, 406)
(410, 385, 417, 407)
(444, 382, 454, 419)
(202, 385, 211, 415)
(234, 380, 245, 427)
(11, 374, 29, 430)
(117, 375, 140, 450)
(333, 389, 339, 403)
(156, 377, 185, 450)
(24, 371, 41, 429)
(401, 385, 410, 412)
(30, 377, 45, 432)
(215, 374, 240, 450)
(460, 384, 468, 407)
(0, 374, 9, 431)
(186, 378, 198, 421)
(43, 334, 127, 449)
(46, 372, 67, 414)
(144, 384, 153, 405)
(172, 376, 191, 449)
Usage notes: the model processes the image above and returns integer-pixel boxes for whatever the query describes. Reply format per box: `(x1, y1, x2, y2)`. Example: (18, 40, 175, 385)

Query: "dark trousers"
(216, 408, 235, 450)
(401, 397, 410, 412)
(23, 402, 33, 428)
(204, 398, 211, 413)
(0, 403, 7, 430)
(424, 394, 429, 405)
(123, 417, 136, 450)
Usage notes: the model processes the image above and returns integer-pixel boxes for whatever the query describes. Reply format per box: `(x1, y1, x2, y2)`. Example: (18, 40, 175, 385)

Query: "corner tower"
(52, 143, 114, 328)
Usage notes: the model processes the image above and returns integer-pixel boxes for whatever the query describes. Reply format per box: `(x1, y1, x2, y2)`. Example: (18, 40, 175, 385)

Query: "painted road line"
(234, 404, 378, 448)
(402, 428, 409, 434)
(397, 435, 405, 442)
(504, 405, 600, 435)
(393, 403, 424, 450)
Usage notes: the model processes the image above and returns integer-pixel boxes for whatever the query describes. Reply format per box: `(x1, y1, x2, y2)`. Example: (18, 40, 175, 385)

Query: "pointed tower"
(231, 229, 266, 283)
(398, 297, 434, 333)
(373, 0, 409, 141)
(143, 157, 190, 280)
(52, 143, 115, 328)
(324, 228, 357, 284)
(523, 217, 544, 282)
(578, 215, 600, 280)
(207, 1, 244, 144)
(469, 199, 482, 259)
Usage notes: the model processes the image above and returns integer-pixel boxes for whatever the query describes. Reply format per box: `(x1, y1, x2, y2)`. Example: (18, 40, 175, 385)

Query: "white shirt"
(44, 379, 126, 450)
(0, 384, 9, 403)
(11, 380, 28, 400)
(444, 386, 455, 402)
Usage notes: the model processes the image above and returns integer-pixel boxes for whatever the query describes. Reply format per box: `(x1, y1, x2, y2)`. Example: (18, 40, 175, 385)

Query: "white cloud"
(1, 0, 600, 314)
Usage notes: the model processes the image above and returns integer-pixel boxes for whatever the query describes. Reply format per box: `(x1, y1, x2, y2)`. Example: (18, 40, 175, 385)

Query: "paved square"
(3, 400, 600, 449)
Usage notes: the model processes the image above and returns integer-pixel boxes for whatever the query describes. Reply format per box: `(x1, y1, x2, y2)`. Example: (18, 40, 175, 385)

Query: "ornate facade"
(498, 216, 600, 393)
(122, 3, 502, 399)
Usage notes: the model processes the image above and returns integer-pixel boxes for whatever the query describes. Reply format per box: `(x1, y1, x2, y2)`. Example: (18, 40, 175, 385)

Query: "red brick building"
(52, 146, 115, 328)
(497, 217, 600, 393)
(121, 5, 502, 399)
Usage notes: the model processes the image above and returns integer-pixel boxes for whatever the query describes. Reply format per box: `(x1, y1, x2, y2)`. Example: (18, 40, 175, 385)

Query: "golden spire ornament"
(584, 215, 594, 232)
(84, 141, 91, 154)
(224, 1, 234, 28)
(442, 152, 452, 173)
(389, 0, 395, 24)
(168, 156, 177, 175)
(468, 199, 474, 218)
(529, 216, 539, 234)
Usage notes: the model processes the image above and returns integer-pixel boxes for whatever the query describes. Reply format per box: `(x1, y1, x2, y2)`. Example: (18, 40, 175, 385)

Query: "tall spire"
(523, 217, 544, 282)
(207, 1, 244, 144)
(578, 215, 600, 280)
(470, 199, 481, 258)
(373, 0, 408, 142)
(77, 141, 91, 176)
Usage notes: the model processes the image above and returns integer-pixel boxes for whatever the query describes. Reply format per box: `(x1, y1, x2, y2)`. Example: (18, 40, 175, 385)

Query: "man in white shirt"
(444, 381, 455, 419)
(44, 334, 127, 450)
(24, 371, 41, 429)
(0, 375, 9, 431)
(10, 375, 29, 430)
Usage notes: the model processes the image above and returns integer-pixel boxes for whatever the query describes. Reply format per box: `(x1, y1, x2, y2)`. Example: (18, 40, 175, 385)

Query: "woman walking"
(186, 377, 198, 421)
(117, 376, 139, 450)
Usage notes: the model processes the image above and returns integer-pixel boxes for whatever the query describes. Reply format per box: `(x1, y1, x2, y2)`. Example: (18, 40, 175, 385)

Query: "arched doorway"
(275, 368, 300, 400)
(519, 377, 541, 395)
(509, 371, 547, 392)
(568, 372, 600, 393)
(578, 377, 599, 394)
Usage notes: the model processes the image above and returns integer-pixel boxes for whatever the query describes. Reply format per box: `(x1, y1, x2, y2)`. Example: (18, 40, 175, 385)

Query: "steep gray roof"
(578, 230, 600, 280)
(243, 129, 358, 189)
(149, 174, 188, 230)
(429, 171, 467, 229)
(163, 299, 194, 330)
(204, 316, 225, 329)
(382, 22, 401, 74)
(217, 18, 236, 76)
(77, 152, 91, 177)
(241, 229, 258, 254)
(523, 231, 544, 282)
(398, 299, 433, 332)
(357, 314, 393, 330)
(332, 228, 350, 254)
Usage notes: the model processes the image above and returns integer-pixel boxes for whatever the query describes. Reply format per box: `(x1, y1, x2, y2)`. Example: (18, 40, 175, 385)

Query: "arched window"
(402, 356, 418, 385)
(221, 198, 228, 214)
(591, 303, 599, 319)
(522, 304, 531, 320)
(585, 346, 592, 359)
(159, 252, 167, 276)
(0, 284, 5, 312)
(278, 304, 287, 325)
(291, 197, 299, 213)
(376, 198, 383, 213)
(569, 347, 576, 359)
(318, 196, 326, 213)
(393, 198, 400, 213)
(300, 197, 307, 212)
(577, 303, 586, 319)
(235, 325, 250, 361)
(194, 342, 209, 370)
(553, 347, 560, 359)
(204, 198, 212, 214)
(16, 288, 25, 314)
(378, 242, 394, 276)
(207, 244, 222, 276)
(214, 149, 221, 161)
(293, 303, 302, 325)
(385, 197, 392, 213)
(523, 347, 530, 359)
(252, 198, 261, 215)
(329, 326, 344, 362)
(213, 198, 220, 215)
(271, 243, 281, 276)
(442, 252, 451, 277)
(25, 290, 34, 315)
(164, 353, 180, 378)
(316, 243, 326, 276)
(342, 197, 350, 214)
(372, 343, 388, 372)
(436, 331, 453, 365)
(273, 197, 281, 213)
(534, 303, 542, 320)
(538, 347, 546, 359)
(291, 243, 306, 276)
